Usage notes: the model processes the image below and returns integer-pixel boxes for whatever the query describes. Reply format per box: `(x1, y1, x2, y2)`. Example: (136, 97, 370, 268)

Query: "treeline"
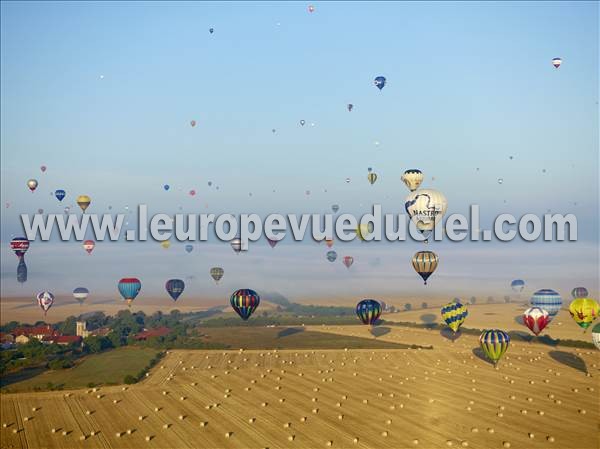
(124, 351, 165, 385)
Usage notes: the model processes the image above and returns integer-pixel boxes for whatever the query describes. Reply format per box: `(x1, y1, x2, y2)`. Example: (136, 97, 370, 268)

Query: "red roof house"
(134, 327, 171, 341)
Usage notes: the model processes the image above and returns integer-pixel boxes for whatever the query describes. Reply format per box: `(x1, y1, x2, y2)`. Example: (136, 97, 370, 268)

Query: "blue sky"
(1, 2, 598, 300)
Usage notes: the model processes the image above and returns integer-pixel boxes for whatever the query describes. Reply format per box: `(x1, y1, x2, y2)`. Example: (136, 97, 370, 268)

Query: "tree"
(404, 303, 412, 311)
(124, 374, 136, 384)
(421, 302, 428, 309)
(503, 295, 511, 303)
(83, 336, 113, 353)
(469, 297, 477, 305)
(487, 296, 495, 304)
(57, 316, 77, 335)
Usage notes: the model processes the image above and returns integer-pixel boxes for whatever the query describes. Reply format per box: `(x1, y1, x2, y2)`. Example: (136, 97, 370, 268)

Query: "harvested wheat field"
(1, 327, 598, 449)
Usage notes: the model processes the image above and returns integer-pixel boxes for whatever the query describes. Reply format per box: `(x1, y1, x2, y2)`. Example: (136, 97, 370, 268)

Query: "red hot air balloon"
(523, 307, 551, 336)
(83, 240, 95, 254)
(10, 237, 30, 258)
(343, 256, 354, 269)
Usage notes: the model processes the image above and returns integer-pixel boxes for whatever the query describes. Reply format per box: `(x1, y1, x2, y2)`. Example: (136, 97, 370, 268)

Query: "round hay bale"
(225, 432, 232, 438)
(381, 431, 388, 437)
(90, 431, 96, 436)
(312, 408, 319, 414)
(353, 437, 359, 443)
(12, 429, 18, 434)
(471, 428, 478, 433)
(338, 415, 344, 420)
(412, 439, 419, 445)
(578, 409, 586, 414)
(288, 435, 295, 441)
(51, 428, 56, 433)
(461, 441, 468, 447)
(487, 428, 494, 434)
(300, 417, 307, 422)
(284, 423, 290, 428)
(163, 424, 170, 429)
(115, 432, 122, 437)
(327, 441, 333, 446)
(446, 441, 453, 446)
(502, 442, 511, 448)
(80, 435, 87, 441)
(145, 436, 152, 442)
(179, 415, 185, 420)
(126, 429, 132, 435)
(23, 417, 30, 422)
(528, 433, 535, 439)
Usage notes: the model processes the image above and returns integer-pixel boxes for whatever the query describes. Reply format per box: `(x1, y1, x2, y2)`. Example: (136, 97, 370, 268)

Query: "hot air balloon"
(55, 189, 66, 201)
(523, 307, 550, 336)
(367, 172, 378, 185)
(37, 208, 44, 214)
(190, 120, 197, 127)
(27, 179, 38, 192)
(209, 28, 214, 34)
(189, 189, 196, 196)
(40, 165, 47, 173)
(571, 287, 589, 299)
(230, 289, 260, 320)
(343, 256, 354, 269)
(37, 291, 54, 316)
(17, 259, 27, 284)
(83, 240, 95, 254)
(161, 240, 171, 249)
(326, 250, 337, 262)
(592, 323, 600, 350)
(511, 279, 525, 293)
(479, 330, 510, 366)
(412, 251, 438, 285)
(64, 206, 70, 214)
(166, 279, 185, 302)
(300, 120, 306, 126)
(325, 239, 334, 248)
(551, 57, 562, 69)
(267, 238, 278, 248)
(401, 169, 424, 192)
(76, 195, 91, 212)
(356, 223, 373, 241)
(374, 76, 386, 90)
(210, 267, 224, 284)
(345, 177, 351, 183)
(118, 278, 141, 307)
(441, 300, 468, 333)
(164, 184, 170, 191)
(530, 289, 562, 319)
(231, 237, 243, 254)
(356, 299, 382, 326)
(568, 298, 599, 330)
(405, 189, 448, 241)
(307, 4, 315, 13)
(331, 204, 339, 213)
(10, 237, 29, 258)
(185, 244, 193, 253)
(73, 287, 89, 305)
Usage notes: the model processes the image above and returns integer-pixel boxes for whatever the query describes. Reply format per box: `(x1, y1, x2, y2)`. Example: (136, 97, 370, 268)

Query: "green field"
(200, 326, 428, 350)
(1, 347, 159, 393)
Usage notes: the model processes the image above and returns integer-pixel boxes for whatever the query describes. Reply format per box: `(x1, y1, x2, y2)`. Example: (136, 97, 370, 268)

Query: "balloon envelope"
(356, 299, 382, 325)
(571, 287, 589, 299)
(523, 307, 551, 336)
(76, 195, 91, 212)
(10, 237, 29, 258)
(230, 289, 260, 320)
(326, 250, 337, 262)
(412, 251, 438, 285)
(530, 289, 562, 319)
(27, 179, 38, 192)
(511, 279, 525, 293)
(83, 240, 95, 254)
(405, 189, 448, 236)
(441, 300, 468, 332)
(479, 329, 510, 365)
(55, 189, 66, 201)
(118, 278, 141, 307)
(374, 76, 386, 90)
(401, 169, 424, 192)
(166, 279, 185, 301)
(342, 256, 354, 269)
(73, 287, 89, 304)
(185, 244, 193, 253)
(592, 323, 600, 350)
(568, 298, 599, 330)
(36, 291, 54, 315)
(210, 267, 224, 283)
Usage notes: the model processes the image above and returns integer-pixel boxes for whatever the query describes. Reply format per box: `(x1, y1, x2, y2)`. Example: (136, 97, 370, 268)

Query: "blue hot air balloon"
(55, 189, 66, 202)
(356, 299, 382, 325)
(511, 279, 525, 293)
(185, 244, 193, 253)
(164, 184, 170, 191)
(374, 76, 386, 90)
(118, 278, 141, 307)
(166, 279, 185, 302)
(530, 289, 562, 319)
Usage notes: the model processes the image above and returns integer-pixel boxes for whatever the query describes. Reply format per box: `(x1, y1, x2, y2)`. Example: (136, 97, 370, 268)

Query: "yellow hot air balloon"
(367, 172, 378, 185)
(441, 300, 468, 332)
(401, 169, 424, 192)
(76, 195, 91, 212)
(569, 298, 600, 330)
(356, 223, 374, 241)
(161, 240, 171, 249)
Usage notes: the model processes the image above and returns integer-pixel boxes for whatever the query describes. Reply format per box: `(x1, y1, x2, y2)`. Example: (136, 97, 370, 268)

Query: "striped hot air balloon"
(230, 289, 260, 321)
(36, 291, 55, 316)
(367, 172, 378, 185)
(479, 329, 510, 366)
(571, 287, 589, 299)
(83, 240, 95, 254)
(412, 251, 438, 285)
(568, 298, 599, 330)
(511, 279, 525, 293)
(10, 237, 30, 258)
(530, 289, 562, 319)
(73, 287, 89, 305)
(551, 57, 562, 69)
(118, 278, 141, 307)
(523, 307, 551, 336)
(231, 238, 243, 254)
(326, 250, 337, 262)
(441, 300, 468, 333)
(210, 267, 224, 284)
(401, 169, 424, 192)
(356, 299, 382, 326)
